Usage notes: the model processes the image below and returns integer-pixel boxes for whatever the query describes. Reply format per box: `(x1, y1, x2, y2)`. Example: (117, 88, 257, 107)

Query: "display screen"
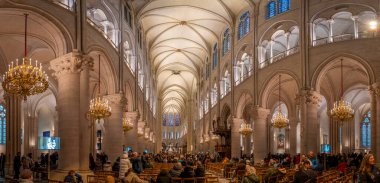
(125, 146, 132, 152)
(320, 144, 331, 153)
(38, 137, 60, 150)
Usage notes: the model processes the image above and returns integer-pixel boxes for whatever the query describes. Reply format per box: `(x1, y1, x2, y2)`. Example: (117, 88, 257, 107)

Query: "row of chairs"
(171, 176, 218, 183)
(206, 163, 224, 177)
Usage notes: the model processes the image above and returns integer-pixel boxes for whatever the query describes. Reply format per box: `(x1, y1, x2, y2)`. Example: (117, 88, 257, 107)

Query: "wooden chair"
(48, 179, 64, 183)
(87, 175, 107, 183)
(182, 177, 196, 183)
(206, 176, 219, 183)
(172, 177, 183, 183)
(196, 177, 206, 183)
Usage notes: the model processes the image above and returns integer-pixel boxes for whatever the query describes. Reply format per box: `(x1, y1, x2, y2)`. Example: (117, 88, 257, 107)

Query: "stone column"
(49, 51, 84, 171)
(285, 32, 291, 55)
(269, 41, 274, 63)
(103, 93, 126, 162)
(79, 55, 93, 171)
(352, 16, 359, 39)
(124, 111, 139, 151)
(328, 19, 334, 43)
(231, 118, 243, 158)
(137, 121, 146, 153)
(300, 90, 321, 154)
(289, 118, 297, 156)
(4, 94, 22, 175)
(369, 84, 380, 163)
(253, 107, 269, 163)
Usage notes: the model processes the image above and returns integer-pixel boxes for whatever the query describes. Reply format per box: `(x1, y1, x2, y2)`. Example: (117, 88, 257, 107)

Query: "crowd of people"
(5, 150, 380, 183)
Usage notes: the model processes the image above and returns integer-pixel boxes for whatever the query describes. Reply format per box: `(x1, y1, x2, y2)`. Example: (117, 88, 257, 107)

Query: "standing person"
(119, 152, 132, 180)
(359, 154, 380, 183)
(89, 153, 96, 170)
(14, 152, 22, 179)
(26, 153, 34, 170)
(0, 153, 5, 177)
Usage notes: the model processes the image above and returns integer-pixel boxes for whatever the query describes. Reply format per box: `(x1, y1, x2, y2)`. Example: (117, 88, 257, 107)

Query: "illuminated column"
(124, 111, 139, 151)
(137, 121, 146, 153)
(50, 51, 84, 171)
(328, 19, 334, 43)
(103, 93, 127, 162)
(4, 93, 22, 175)
(299, 90, 321, 154)
(352, 16, 359, 39)
(79, 55, 93, 171)
(253, 107, 269, 163)
(231, 118, 243, 158)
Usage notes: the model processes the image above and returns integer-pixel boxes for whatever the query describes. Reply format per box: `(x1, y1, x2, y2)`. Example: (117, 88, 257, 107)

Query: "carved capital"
(104, 93, 127, 107)
(300, 90, 322, 106)
(369, 84, 380, 98)
(49, 51, 92, 78)
(252, 107, 270, 120)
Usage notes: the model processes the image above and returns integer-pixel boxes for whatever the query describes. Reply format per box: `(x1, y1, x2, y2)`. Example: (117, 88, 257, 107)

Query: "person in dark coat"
(169, 163, 182, 177)
(13, 152, 21, 179)
(131, 152, 143, 174)
(156, 169, 172, 183)
(0, 153, 5, 177)
(180, 166, 195, 178)
(294, 160, 316, 183)
(89, 153, 96, 170)
(359, 154, 380, 183)
(194, 161, 205, 177)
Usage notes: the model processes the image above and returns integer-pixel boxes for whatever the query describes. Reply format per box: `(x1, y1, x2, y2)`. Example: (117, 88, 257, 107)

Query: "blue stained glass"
(175, 114, 180, 126)
(361, 111, 371, 148)
(169, 113, 173, 126)
(0, 104, 5, 144)
(238, 11, 250, 40)
(222, 28, 230, 55)
(162, 114, 166, 126)
(267, 1, 276, 19)
(278, 0, 290, 14)
(212, 43, 218, 69)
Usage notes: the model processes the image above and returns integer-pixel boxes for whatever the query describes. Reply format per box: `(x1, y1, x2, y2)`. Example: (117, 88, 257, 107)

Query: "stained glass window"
(168, 113, 174, 126)
(0, 104, 6, 144)
(222, 28, 231, 55)
(162, 114, 166, 126)
(361, 111, 371, 148)
(212, 43, 218, 69)
(278, 0, 290, 14)
(267, 1, 276, 19)
(175, 113, 180, 126)
(238, 11, 250, 39)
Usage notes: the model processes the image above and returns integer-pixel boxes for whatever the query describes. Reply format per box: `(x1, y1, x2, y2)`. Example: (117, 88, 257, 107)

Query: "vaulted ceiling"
(138, 0, 251, 115)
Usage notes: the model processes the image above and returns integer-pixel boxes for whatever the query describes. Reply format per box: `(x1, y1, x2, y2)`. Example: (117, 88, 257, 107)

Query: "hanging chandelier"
(271, 75, 289, 129)
(239, 122, 253, 136)
(211, 133, 219, 141)
(2, 14, 48, 100)
(88, 55, 112, 119)
(330, 59, 354, 121)
(122, 112, 133, 132)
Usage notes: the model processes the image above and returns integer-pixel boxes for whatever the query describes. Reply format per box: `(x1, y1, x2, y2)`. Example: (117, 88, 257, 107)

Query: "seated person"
(180, 166, 195, 178)
(156, 169, 172, 183)
(123, 168, 148, 183)
(294, 160, 316, 183)
(169, 162, 182, 177)
(194, 161, 205, 177)
(64, 170, 83, 183)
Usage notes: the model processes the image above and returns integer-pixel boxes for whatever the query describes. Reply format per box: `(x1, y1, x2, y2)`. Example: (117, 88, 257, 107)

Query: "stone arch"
(220, 104, 231, 130)
(87, 48, 118, 96)
(235, 92, 253, 119)
(124, 81, 134, 112)
(312, 53, 374, 94)
(259, 71, 300, 117)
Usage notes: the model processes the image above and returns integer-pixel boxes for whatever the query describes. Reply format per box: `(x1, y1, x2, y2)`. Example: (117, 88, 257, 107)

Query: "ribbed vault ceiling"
(139, 0, 250, 114)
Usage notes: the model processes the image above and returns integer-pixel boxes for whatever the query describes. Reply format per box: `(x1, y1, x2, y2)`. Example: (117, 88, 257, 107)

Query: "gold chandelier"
(330, 59, 354, 121)
(2, 14, 48, 100)
(122, 112, 133, 132)
(271, 75, 289, 129)
(88, 55, 111, 119)
(211, 133, 219, 141)
(239, 122, 253, 136)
